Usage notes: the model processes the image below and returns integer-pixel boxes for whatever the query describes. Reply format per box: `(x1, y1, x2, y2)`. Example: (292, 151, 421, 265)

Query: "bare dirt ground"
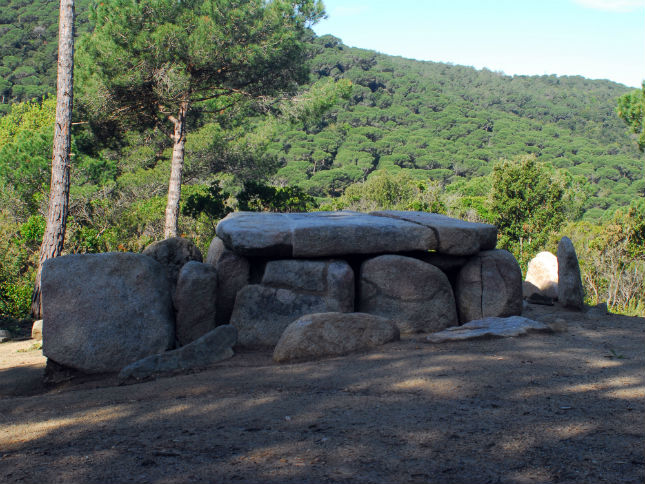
(0, 304, 643, 484)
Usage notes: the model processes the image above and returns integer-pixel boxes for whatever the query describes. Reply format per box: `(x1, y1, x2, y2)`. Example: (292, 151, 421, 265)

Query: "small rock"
(31, 320, 43, 340)
(526, 292, 555, 306)
(273, 312, 400, 362)
(118, 325, 237, 382)
(0, 329, 11, 342)
(426, 316, 552, 343)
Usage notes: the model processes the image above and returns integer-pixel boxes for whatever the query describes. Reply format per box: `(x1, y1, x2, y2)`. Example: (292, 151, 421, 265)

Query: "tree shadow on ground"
(0, 306, 643, 484)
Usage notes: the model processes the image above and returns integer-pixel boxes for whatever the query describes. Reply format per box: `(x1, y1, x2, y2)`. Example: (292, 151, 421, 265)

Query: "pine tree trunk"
(31, 0, 75, 319)
(164, 101, 189, 238)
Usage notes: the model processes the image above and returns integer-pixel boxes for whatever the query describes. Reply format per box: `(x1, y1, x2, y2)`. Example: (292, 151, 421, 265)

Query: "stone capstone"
(455, 249, 523, 323)
(216, 211, 437, 258)
(230, 259, 354, 347)
(118, 324, 236, 382)
(174, 261, 218, 346)
(41, 253, 175, 373)
(371, 211, 497, 255)
(142, 237, 203, 289)
(205, 237, 250, 325)
(524, 251, 558, 300)
(426, 316, 552, 343)
(273, 312, 400, 362)
(557, 237, 584, 310)
(358, 255, 458, 333)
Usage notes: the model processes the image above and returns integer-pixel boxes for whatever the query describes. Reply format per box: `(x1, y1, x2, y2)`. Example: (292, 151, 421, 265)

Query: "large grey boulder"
(216, 211, 437, 258)
(118, 325, 237, 382)
(426, 316, 552, 343)
(358, 255, 457, 333)
(174, 261, 218, 346)
(230, 259, 354, 347)
(371, 211, 497, 255)
(205, 237, 250, 325)
(557, 237, 585, 310)
(41, 253, 175, 373)
(455, 249, 522, 323)
(142, 237, 202, 289)
(524, 251, 558, 300)
(273, 312, 400, 363)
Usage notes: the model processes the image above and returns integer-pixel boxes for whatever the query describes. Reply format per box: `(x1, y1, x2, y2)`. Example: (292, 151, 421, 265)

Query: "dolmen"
(40, 211, 525, 379)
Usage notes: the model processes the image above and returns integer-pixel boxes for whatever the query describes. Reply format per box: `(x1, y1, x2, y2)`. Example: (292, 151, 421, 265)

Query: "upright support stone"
(557, 237, 585, 310)
(206, 237, 250, 324)
(358, 255, 457, 333)
(230, 259, 354, 347)
(174, 261, 218, 346)
(455, 249, 522, 323)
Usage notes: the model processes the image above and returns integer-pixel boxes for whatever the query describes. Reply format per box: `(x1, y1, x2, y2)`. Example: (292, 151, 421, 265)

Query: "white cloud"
(572, 0, 645, 12)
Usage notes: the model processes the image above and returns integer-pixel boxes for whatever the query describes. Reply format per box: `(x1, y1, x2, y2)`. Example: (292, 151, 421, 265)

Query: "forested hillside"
(0, 0, 92, 110)
(270, 36, 643, 219)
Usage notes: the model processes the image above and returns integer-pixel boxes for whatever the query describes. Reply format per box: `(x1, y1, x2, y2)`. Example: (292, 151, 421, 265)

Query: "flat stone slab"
(216, 211, 437, 257)
(371, 211, 497, 255)
(118, 325, 237, 382)
(425, 316, 552, 343)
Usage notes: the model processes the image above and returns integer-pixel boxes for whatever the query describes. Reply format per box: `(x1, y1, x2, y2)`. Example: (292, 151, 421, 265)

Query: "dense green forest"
(0, 0, 643, 323)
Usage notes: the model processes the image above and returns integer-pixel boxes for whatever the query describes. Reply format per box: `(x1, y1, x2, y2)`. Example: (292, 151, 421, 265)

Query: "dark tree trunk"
(164, 101, 189, 238)
(31, 0, 75, 318)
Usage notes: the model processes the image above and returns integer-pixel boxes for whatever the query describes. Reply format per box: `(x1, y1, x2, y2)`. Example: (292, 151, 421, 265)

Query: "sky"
(312, 0, 644, 88)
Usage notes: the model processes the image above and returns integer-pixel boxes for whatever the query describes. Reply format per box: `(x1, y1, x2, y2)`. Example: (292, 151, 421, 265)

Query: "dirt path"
(0, 304, 643, 484)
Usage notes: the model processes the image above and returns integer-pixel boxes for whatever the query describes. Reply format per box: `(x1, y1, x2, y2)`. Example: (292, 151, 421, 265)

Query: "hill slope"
(269, 36, 643, 218)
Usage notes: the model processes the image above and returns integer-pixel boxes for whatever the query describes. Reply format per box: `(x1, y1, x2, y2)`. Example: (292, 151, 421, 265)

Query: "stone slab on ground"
(273, 312, 399, 362)
(118, 325, 237, 382)
(371, 211, 497, 255)
(426, 316, 552, 342)
(215, 211, 437, 257)
(41, 253, 175, 373)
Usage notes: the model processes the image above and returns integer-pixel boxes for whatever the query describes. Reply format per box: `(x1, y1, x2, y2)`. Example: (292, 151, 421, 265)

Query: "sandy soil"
(0, 304, 643, 484)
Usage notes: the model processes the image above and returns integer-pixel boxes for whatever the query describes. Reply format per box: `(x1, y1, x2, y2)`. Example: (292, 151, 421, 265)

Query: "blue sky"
(313, 0, 644, 88)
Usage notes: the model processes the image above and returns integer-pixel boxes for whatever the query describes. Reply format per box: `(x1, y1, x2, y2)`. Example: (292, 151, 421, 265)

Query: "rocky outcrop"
(118, 325, 237, 382)
(231, 259, 354, 347)
(455, 250, 523, 323)
(142, 237, 203, 289)
(557, 237, 584, 310)
(273, 312, 399, 362)
(174, 261, 218, 346)
(524, 251, 558, 300)
(358, 255, 457, 333)
(426, 316, 552, 343)
(41, 253, 175, 373)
